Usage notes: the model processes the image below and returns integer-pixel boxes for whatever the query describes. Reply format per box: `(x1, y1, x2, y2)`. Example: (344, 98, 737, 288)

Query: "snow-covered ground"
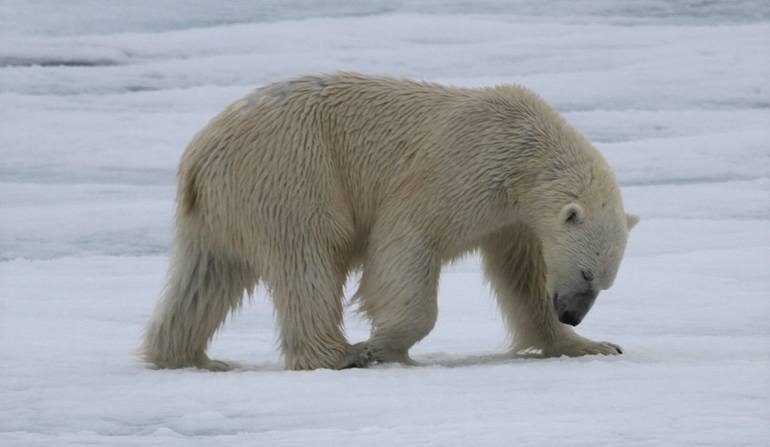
(1, 1, 769, 446)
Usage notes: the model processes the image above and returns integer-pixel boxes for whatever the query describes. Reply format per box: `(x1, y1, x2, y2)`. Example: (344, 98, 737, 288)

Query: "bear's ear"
(560, 203, 585, 225)
(626, 213, 640, 230)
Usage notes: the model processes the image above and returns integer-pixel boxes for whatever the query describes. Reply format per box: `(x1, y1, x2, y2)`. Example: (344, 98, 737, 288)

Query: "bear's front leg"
(349, 224, 440, 367)
(481, 225, 622, 358)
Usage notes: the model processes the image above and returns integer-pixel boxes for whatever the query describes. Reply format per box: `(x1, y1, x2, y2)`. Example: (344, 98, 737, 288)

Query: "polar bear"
(141, 72, 638, 371)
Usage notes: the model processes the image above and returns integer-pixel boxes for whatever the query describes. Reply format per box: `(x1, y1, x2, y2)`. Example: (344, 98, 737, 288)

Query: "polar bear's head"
(537, 176, 638, 327)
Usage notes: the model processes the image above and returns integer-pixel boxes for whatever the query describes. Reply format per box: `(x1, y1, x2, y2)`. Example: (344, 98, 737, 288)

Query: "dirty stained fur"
(141, 72, 637, 371)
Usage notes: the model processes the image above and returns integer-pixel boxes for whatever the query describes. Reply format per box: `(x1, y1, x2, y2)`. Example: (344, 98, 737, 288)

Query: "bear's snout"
(559, 310, 582, 326)
(553, 288, 599, 326)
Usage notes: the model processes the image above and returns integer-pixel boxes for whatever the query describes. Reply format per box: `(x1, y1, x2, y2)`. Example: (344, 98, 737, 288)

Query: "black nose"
(581, 270, 594, 282)
(559, 310, 581, 326)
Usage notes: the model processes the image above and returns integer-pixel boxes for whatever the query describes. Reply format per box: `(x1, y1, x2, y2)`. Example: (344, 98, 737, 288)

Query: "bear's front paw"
(337, 342, 418, 368)
(338, 342, 375, 369)
(543, 336, 622, 358)
(197, 357, 235, 371)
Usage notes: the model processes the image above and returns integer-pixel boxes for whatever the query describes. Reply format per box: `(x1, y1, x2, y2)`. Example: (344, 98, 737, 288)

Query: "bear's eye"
(565, 210, 579, 224)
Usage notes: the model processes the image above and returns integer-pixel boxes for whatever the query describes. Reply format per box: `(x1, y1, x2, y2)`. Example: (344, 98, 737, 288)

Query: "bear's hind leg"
(141, 233, 255, 371)
(267, 240, 355, 370)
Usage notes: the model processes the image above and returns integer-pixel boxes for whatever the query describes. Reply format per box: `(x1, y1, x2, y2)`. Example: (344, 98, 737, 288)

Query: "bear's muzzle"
(553, 288, 598, 326)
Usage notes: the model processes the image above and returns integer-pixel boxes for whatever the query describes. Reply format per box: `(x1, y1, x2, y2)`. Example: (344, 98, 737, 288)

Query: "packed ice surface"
(1, 1, 769, 446)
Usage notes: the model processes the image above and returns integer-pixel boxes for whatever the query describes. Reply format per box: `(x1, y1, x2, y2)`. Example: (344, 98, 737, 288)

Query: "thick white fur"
(141, 72, 636, 370)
